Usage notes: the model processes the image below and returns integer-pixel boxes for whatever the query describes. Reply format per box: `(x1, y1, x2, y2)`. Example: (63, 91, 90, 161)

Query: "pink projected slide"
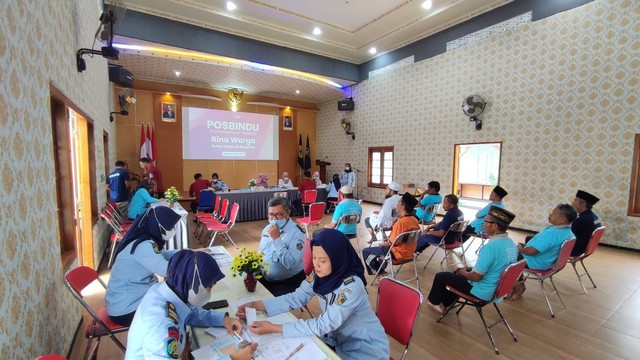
(182, 108, 279, 160)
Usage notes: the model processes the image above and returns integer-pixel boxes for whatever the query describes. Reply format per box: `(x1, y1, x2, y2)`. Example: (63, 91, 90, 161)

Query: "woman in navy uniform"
(126, 250, 257, 359)
(237, 229, 389, 360)
(106, 206, 181, 326)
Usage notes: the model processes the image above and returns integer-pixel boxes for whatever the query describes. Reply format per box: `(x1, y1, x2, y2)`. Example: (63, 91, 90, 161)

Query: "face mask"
(187, 264, 210, 307)
(269, 219, 287, 228)
(283, 177, 289, 181)
(213, 179, 218, 183)
(161, 227, 176, 241)
(345, 167, 350, 171)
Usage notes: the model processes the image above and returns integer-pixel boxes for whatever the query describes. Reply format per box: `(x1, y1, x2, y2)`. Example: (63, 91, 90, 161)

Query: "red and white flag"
(151, 124, 157, 164)
(140, 124, 153, 160)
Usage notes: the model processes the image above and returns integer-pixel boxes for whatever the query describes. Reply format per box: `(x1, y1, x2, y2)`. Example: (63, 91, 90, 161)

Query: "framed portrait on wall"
(161, 102, 176, 122)
(283, 115, 293, 130)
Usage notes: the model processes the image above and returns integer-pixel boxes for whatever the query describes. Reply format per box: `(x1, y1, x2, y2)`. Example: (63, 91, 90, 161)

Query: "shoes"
(427, 301, 445, 315)
(506, 281, 526, 301)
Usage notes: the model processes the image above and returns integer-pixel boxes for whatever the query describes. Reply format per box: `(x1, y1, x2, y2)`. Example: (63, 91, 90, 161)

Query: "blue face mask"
(269, 219, 288, 228)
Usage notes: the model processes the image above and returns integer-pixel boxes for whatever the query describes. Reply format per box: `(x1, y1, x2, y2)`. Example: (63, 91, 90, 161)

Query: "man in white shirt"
(364, 181, 401, 243)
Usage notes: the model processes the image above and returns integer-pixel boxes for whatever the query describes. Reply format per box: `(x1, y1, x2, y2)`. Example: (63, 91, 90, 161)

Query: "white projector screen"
(182, 107, 279, 160)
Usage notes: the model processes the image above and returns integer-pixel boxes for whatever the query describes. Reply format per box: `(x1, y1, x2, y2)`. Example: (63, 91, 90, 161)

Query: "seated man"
(510, 203, 577, 300)
(462, 185, 508, 240)
(365, 181, 401, 243)
(210, 172, 229, 191)
(258, 196, 306, 297)
(188, 173, 212, 213)
(426, 207, 519, 313)
(570, 190, 602, 256)
(415, 181, 443, 223)
(416, 194, 465, 253)
(324, 185, 362, 237)
(362, 193, 420, 275)
(293, 170, 317, 216)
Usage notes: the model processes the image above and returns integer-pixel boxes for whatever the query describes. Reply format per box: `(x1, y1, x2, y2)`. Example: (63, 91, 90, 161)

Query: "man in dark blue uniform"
(570, 190, 602, 256)
(107, 160, 131, 214)
(416, 194, 465, 253)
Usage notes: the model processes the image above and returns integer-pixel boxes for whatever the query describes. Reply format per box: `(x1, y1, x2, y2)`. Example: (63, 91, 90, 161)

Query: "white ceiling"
(109, 0, 513, 103)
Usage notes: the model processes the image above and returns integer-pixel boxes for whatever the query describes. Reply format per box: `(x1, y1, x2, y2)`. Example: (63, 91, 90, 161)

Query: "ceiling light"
(174, 71, 181, 77)
(166, 92, 171, 95)
(421, 0, 433, 10)
(313, 27, 321, 35)
(295, 90, 300, 95)
(226, 1, 236, 11)
(369, 47, 377, 54)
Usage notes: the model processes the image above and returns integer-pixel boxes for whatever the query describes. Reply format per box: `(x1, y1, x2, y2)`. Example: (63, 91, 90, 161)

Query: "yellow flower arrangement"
(230, 247, 268, 279)
(165, 186, 182, 204)
(248, 179, 257, 187)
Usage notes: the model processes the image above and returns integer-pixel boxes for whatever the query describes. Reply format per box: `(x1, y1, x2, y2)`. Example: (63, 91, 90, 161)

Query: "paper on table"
(255, 337, 327, 360)
(245, 307, 257, 326)
(228, 297, 257, 312)
(205, 326, 229, 338)
(246, 313, 296, 345)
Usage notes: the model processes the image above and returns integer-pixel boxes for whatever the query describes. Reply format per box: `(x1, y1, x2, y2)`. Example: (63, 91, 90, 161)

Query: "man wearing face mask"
(126, 250, 257, 360)
(340, 163, 356, 188)
(258, 196, 306, 296)
(211, 172, 229, 191)
(106, 206, 181, 326)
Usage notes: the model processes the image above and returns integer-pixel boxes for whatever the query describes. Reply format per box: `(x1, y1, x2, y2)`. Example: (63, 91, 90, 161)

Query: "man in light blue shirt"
(324, 185, 362, 236)
(258, 196, 306, 296)
(415, 181, 443, 223)
(462, 185, 508, 240)
(211, 172, 229, 191)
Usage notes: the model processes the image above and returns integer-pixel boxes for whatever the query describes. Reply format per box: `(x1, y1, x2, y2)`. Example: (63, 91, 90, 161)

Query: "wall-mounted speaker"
(108, 66, 134, 88)
(338, 98, 354, 111)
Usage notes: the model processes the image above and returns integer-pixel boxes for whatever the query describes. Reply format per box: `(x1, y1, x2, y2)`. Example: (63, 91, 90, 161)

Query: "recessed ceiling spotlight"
(313, 27, 321, 35)
(295, 90, 300, 94)
(421, 0, 433, 10)
(174, 71, 181, 77)
(227, 1, 237, 11)
(369, 47, 377, 54)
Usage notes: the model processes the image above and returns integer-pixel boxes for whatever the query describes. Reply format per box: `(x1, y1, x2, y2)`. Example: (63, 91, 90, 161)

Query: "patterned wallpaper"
(0, 0, 115, 357)
(317, 0, 640, 249)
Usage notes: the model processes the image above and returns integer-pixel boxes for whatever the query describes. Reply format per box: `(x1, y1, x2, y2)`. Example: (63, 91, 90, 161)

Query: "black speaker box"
(109, 66, 134, 88)
(338, 99, 354, 111)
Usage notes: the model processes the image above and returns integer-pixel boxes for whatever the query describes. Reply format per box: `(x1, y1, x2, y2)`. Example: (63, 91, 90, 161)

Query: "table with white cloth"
(150, 201, 189, 249)
(191, 247, 338, 360)
(216, 188, 301, 222)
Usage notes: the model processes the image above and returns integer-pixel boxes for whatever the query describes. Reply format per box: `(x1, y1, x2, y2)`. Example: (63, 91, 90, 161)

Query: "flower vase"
(244, 272, 257, 293)
(168, 201, 175, 208)
(250, 186, 257, 192)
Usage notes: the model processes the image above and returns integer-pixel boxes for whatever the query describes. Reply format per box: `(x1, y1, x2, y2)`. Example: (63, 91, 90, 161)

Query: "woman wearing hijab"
(340, 163, 355, 188)
(127, 179, 160, 220)
(106, 206, 181, 326)
(277, 171, 295, 189)
(312, 171, 322, 186)
(257, 173, 269, 188)
(237, 229, 389, 360)
(126, 250, 257, 360)
(324, 173, 341, 213)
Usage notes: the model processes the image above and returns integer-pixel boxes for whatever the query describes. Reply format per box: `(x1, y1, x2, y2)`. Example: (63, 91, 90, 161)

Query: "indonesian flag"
(151, 124, 157, 164)
(140, 124, 153, 160)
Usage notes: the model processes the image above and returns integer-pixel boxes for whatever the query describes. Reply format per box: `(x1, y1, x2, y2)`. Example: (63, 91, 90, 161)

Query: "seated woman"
(237, 229, 389, 360)
(126, 250, 257, 360)
(257, 173, 269, 188)
(312, 171, 323, 186)
(128, 179, 159, 220)
(425, 206, 518, 314)
(362, 192, 420, 275)
(277, 171, 295, 189)
(106, 206, 181, 326)
(324, 174, 341, 212)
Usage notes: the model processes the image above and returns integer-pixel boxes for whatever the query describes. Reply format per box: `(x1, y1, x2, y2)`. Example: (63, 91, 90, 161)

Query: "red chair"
(371, 229, 422, 290)
(99, 209, 127, 269)
(422, 220, 469, 270)
(438, 260, 527, 354)
(64, 266, 128, 359)
(301, 236, 315, 317)
(106, 200, 133, 224)
(376, 277, 423, 360)
(196, 198, 229, 241)
(302, 190, 318, 217)
(207, 202, 240, 248)
(569, 226, 605, 293)
(36, 356, 66, 360)
(297, 202, 326, 234)
(523, 237, 576, 317)
(335, 213, 362, 253)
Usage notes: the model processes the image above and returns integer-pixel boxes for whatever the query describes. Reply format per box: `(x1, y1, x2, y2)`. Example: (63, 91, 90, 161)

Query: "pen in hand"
(284, 343, 304, 360)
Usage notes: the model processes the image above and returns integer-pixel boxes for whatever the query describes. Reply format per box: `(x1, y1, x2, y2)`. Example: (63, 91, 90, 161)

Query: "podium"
(315, 159, 331, 184)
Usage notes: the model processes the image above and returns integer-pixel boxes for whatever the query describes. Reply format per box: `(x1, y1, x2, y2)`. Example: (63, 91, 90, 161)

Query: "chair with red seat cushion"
(64, 266, 128, 359)
(207, 202, 240, 248)
(422, 220, 469, 270)
(196, 198, 229, 241)
(569, 226, 605, 293)
(376, 277, 423, 360)
(36, 356, 67, 360)
(99, 209, 127, 269)
(297, 202, 326, 234)
(335, 213, 362, 253)
(438, 259, 527, 354)
(301, 190, 318, 217)
(371, 229, 422, 290)
(523, 237, 576, 317)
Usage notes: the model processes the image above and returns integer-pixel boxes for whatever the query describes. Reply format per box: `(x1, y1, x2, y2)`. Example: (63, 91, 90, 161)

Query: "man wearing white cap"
(324, 185, 362, 236)
(365, 181, 401, 243)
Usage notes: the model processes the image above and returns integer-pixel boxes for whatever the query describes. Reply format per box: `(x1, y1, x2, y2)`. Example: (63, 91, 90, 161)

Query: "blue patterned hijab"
(166, 250, 225, 303)
(311, 229, 366, 295)
(114, 206, 181, 258)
